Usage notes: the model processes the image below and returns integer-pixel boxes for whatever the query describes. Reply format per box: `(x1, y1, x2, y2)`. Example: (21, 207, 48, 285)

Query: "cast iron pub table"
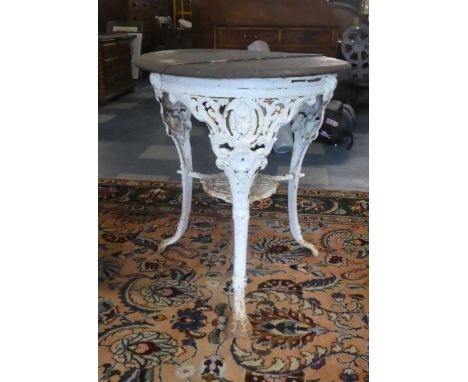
(135, 50, 350, 337)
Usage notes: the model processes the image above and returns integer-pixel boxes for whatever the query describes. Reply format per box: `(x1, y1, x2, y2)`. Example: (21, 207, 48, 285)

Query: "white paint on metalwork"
(149, 72, 338, 335)
(288, 95, 334, 257)
(191, 172, 281, 204)
(153, 92, 193, 256)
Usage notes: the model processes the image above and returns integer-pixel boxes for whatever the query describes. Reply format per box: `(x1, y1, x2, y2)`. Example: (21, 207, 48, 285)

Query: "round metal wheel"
(341, 24, 369, 86)
(328, 2, 361, 33)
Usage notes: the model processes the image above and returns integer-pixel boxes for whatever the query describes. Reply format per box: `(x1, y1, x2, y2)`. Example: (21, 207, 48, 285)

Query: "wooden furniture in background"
(192, 0, 340, 56)
(127, 0, 159, 52)
(98, 0, 169, 52)
(162, 28, 193, 49)
(99, 34, 136, 104)
(99, 0, 128, 33)
(191, 0, 211, 49)
(106, 21, 144, 80)
(172, 0, 192, 25)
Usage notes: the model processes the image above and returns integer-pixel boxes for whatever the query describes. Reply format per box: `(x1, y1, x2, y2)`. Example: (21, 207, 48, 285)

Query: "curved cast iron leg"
(224, 171, 255, 337)
(288, 135, 319, 257)
(287, 99, 327, 257)
(156, 95, 193, 256)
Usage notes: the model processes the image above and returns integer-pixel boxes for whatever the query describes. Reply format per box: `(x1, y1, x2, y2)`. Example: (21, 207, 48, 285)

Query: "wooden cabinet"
(98, 0, 168, 51)
(216, 28, 279, 46)
(281, 29, 335, 47)
(214, 27, 338, 56)
(193, 0, 340, 57)
(99, 34, 135, 105)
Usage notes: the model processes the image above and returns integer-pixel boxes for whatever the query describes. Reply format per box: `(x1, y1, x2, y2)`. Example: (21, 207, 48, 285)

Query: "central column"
(224, 164, 255, 337)
(210, 99, 270, 337)
(185, 94, 317, 337)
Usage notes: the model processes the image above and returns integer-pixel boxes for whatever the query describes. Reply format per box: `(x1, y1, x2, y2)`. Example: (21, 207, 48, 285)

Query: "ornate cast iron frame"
(149, 72, 338, 336)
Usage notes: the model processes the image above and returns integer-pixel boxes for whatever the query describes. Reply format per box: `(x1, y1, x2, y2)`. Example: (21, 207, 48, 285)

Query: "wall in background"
(98, 0, 171, 51)
(98, 0, 128, 33)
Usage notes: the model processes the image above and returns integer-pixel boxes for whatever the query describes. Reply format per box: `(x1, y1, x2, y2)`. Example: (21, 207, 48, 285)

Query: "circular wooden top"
(134, 49, 350, 79)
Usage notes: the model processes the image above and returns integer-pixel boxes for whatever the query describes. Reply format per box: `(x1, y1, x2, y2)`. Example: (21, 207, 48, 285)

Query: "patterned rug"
(98, 178, 369, 382)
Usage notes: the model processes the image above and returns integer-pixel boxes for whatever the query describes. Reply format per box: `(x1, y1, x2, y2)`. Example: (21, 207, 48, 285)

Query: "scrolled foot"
(226, 287, 253, 338)
(154, 239, 172, 256)
(300, 240, 319, 257)
(225, 316, 253, 338)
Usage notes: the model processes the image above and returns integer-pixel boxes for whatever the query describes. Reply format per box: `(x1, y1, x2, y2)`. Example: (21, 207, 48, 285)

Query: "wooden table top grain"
(134, 49, 350, 78)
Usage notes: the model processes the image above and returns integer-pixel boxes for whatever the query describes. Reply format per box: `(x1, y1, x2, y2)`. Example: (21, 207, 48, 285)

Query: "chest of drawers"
(193, 0, 340, 56)
(214, 27, 338, 56)
(98, 34, 135, 104)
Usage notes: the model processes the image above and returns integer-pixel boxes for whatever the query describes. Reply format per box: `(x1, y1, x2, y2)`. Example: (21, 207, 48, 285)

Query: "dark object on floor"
(317, 100, 356, 149)
(98, 33, 135, 105)
(334, 81, 369, 107)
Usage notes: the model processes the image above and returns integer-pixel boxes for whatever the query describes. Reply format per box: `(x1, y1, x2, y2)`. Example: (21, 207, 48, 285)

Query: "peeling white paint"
(149, 72, 338, 335)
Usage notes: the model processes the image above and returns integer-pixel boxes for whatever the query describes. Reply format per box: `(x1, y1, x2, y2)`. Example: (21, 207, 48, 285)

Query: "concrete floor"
(99, 79, 368, 191)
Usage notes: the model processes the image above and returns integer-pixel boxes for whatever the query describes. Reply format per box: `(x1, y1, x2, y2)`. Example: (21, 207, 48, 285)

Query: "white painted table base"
(149, 73, 337, 337)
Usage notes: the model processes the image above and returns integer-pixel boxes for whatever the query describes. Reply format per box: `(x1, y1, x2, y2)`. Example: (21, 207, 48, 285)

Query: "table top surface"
(134, 49, 350, 79)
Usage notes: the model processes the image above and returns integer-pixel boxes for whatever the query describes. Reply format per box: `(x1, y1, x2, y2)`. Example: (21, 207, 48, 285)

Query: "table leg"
(156, 94, 193, 255)
(224, 169, 255, 337)
(288, 97, 327, 257)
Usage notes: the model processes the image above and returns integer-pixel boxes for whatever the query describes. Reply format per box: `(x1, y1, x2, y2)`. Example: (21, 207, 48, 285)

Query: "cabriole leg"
(155, 94, 193, 255)
(288, 97, 327, 257)
(224, 169, 255, 337)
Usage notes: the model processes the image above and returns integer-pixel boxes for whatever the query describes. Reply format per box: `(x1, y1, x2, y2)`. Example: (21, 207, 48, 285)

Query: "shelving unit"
(172, 0, 192, 25)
